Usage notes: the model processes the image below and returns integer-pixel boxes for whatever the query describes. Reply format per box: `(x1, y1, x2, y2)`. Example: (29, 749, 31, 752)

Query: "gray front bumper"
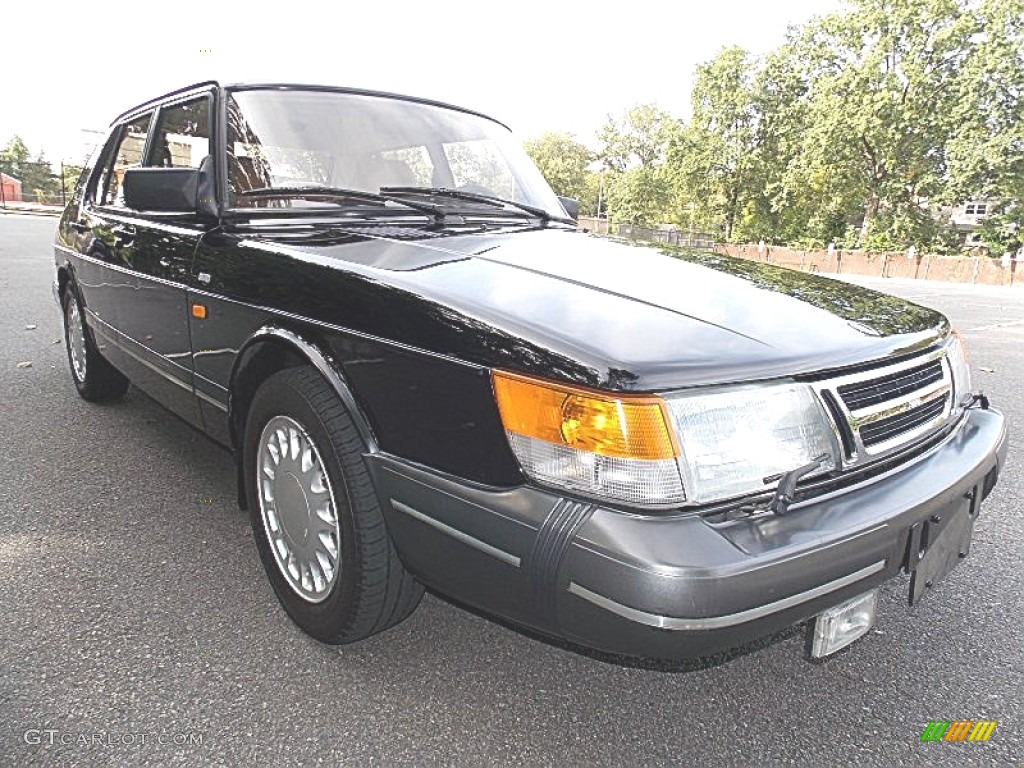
(369, 407, 1007, 659)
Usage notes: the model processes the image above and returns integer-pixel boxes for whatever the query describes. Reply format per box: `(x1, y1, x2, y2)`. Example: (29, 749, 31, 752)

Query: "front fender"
(228, 325, 379, 510)
(229, 324, 379, 452)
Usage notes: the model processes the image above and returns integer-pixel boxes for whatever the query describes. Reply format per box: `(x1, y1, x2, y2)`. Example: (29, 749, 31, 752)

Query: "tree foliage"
(596, 105, 679, 225)
(578, 0, 1023, 252)
(598, 104, 680, 172)
(523, 132, 596, 213)
(670, 47, 763, 240)
(1, 135, 61, 198)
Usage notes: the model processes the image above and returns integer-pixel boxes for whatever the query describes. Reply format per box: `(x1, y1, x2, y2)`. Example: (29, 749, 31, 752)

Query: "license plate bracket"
(909, 492, 976, 606)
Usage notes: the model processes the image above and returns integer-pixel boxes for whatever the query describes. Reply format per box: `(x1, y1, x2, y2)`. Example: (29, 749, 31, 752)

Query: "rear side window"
(148, 97, 211, 169)
(101, 113, 153, 207)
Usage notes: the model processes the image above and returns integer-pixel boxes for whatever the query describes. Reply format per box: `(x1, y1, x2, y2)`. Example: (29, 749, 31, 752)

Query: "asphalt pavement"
(1, 214, 1021, 767)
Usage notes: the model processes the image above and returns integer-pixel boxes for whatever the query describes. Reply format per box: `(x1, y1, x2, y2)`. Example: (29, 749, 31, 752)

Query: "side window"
(102, 114, 153, 207)
(148, 97, 211, 169)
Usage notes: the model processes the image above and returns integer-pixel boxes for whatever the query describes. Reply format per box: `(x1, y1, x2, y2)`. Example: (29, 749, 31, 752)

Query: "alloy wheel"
(256, 415, 342, 602)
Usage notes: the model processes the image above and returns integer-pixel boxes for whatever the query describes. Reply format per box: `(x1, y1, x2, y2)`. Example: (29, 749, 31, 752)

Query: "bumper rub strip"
(390, 499, 521, 568)
(567, 560, 886, 631)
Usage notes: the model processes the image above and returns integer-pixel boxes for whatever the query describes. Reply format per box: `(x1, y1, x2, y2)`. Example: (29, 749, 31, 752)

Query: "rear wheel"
(243, 366, 423, 643)
(62, 286, 129, 402)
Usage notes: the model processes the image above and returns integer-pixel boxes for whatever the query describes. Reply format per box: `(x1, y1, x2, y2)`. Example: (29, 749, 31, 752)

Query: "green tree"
(0, 136, 30, 166)
(780, 0, 1022, 249)
(598, 104, 679, 172)
(944, 0, 1024, 253)
(754, 40, 860, 246)
(523, 132, 595, 212)
(605, 167, 674, 226)
(60, 164, 86, 202)
(944, 0, 1024, 202)
(597, 105, 679, 224)
(0, 136, 31, 187)
(669, 47, 763, 241)
(1, 136, 60, 199)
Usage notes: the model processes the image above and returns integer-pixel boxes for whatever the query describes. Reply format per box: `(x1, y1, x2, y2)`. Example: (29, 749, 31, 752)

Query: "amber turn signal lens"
(191, 303, 207, 319)
(492, 371, 679, 461)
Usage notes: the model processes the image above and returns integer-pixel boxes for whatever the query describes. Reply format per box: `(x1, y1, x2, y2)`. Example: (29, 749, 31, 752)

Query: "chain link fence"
(0, 189, 65, 206)
(614, 223, 716, 249)
(577, 217, 717, 249)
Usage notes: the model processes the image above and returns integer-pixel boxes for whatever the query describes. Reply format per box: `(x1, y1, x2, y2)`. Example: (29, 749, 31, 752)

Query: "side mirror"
(122, 157, 217, 218)
(123, 167, 199, 212)
(558, 196, 579, 221)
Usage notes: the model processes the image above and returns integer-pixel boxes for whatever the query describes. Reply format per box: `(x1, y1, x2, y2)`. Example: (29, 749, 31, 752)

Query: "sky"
(0, 0, 843, 167)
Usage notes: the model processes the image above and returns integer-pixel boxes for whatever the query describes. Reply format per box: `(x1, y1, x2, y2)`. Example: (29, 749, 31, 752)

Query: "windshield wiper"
(237, 186, 448, 223)
(380, 186, 572, 224)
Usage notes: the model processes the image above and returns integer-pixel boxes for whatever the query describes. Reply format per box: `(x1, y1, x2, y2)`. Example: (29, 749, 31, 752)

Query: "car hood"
(251, 226, 949, 391)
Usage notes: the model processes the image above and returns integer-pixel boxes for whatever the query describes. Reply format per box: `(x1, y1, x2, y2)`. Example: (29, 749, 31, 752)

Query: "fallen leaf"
(25, 324, 37, 330)
(16, 361, 32, 369)
(979, 366, 995, 373)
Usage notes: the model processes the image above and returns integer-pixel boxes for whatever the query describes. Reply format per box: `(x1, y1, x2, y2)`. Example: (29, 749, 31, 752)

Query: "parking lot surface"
(1, 214, 1021, 766)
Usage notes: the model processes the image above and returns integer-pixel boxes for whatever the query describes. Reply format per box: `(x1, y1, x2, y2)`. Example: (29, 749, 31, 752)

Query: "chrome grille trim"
(811, 347, 954, 468)
(859, 396, 948, 447)
(845, 377, 950, 428)
(836, 358, 945, 410)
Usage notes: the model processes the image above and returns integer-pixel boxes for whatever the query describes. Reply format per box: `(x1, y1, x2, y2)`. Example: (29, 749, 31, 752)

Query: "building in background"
(946, 199, 996, 248)
(0, 172, 22, 202)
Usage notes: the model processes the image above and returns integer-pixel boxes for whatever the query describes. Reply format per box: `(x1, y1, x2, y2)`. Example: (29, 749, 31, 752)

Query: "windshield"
(225, 88, 566, 218)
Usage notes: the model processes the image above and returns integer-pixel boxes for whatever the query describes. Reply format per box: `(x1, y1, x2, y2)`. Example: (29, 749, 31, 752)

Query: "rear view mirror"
(558, 196, 579, 221)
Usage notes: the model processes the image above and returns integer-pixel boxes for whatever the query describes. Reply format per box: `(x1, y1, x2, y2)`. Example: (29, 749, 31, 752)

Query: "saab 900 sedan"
(53, 82, 1007, 660)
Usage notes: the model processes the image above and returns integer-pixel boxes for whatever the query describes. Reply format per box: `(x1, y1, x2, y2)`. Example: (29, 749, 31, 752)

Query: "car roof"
(111, 81, 510, 130)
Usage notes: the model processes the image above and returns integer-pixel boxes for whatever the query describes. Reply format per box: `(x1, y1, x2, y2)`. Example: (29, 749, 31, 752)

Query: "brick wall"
(716, 244, 1023, 287)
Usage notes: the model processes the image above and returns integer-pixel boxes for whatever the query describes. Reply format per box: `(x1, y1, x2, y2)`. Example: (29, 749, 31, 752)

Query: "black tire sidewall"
(62, 286, 95, 397)
(62, 283, 128, 401)
(243, 369, 368, 641)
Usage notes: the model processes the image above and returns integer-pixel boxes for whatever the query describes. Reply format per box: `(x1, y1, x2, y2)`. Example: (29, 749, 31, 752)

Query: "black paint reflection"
(660, 246, 947, 337)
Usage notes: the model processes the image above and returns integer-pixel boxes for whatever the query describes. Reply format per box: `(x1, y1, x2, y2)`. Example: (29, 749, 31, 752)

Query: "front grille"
(859, 395, 948, 446)
(837, 359, 944, 410)
(817, 349, 952, 464)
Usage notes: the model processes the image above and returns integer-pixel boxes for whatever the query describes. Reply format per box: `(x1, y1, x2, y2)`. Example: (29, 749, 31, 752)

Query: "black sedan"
(53, 81, 1007, 661)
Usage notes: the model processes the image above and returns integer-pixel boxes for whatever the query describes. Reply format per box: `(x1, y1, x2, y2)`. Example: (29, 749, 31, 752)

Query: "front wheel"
(243, 367, 423, 643)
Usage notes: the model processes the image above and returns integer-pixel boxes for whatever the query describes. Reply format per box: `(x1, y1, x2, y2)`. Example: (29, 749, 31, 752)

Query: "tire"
(243, 366, 423, 643)
(62, 285, 129, 402)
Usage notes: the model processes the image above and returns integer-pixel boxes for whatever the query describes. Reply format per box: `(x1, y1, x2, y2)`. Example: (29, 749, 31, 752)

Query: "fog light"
(808, 589, 878, 658)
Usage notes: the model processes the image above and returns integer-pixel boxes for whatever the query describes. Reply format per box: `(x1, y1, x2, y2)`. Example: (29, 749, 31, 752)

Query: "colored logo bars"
(920, 721, 997, 742)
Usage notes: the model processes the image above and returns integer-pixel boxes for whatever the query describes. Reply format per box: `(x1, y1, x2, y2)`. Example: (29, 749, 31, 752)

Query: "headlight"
(947, 332, 972, 409)
(493, 371, 840, 509)
(492, 371, 685, 506)
(664, 382, 839, 504)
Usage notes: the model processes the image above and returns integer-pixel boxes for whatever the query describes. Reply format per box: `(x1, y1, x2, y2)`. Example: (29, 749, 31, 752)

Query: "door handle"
(112, 224, 136, 246)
